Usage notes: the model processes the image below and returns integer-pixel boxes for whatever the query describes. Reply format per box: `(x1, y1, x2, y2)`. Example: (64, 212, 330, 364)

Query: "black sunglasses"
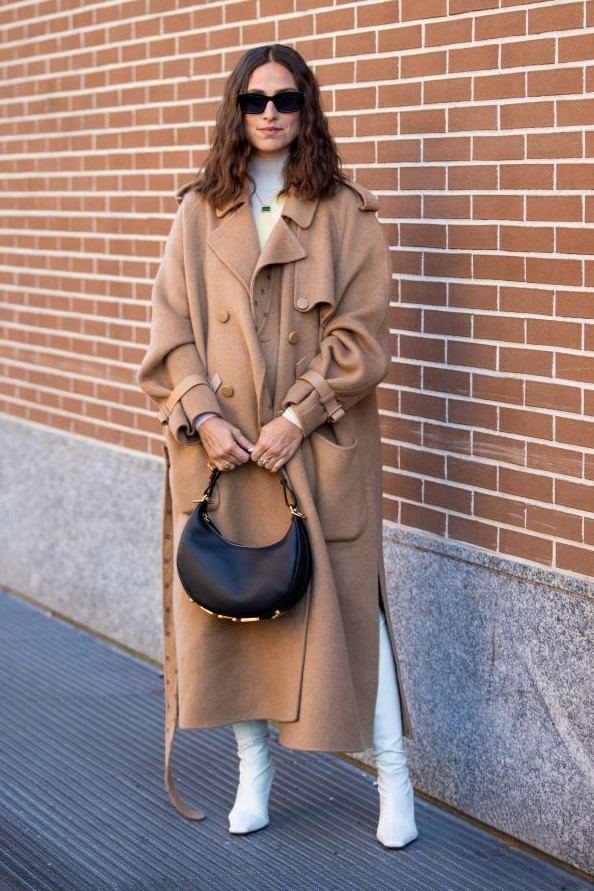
(237, 91, 304, 115)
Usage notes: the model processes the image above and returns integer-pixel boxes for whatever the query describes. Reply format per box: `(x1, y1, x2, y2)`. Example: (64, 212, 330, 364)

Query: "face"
(243, 61, 301, 159)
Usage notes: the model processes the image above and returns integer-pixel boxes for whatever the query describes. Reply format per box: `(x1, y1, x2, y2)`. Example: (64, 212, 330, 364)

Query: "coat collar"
(214, 191, 319, 229)
(209, 191, 313, 294)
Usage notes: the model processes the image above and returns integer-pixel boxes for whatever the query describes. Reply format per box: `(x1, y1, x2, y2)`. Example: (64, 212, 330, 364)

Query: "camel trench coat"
(138, 179, 411, 818)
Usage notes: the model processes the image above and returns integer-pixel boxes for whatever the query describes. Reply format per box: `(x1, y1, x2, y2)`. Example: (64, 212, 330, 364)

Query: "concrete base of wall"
(1, 415, 592, 876)
(0, 415, 164, 662)
(382, 525, 594, 878)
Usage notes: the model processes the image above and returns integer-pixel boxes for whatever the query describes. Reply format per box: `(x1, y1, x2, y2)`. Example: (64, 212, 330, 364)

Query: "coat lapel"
(251, 194, 319, 283)
(208, 201, 261, 295)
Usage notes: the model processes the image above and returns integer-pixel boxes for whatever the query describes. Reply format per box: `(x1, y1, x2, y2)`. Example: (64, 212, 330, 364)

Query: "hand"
(251, 417, 303, 472)
(199, 417, 254, 471)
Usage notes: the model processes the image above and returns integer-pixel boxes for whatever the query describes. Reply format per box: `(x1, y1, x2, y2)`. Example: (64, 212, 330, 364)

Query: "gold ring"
(223, 461, 232, 470)
(207, 461, 217, 471)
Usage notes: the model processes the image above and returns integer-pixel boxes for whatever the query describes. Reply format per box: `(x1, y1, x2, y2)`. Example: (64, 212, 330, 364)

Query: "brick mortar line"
(0, 339, 139, 369)
(380, 436, 589, 472)
(0, 356, 143, 391)
(389, 492, 594, 528)
(0, 226, 166, 244)
(379, 440, 589, 475)
(0, 292, 150, 310)
(381, 388, 593, 420)
(0, 212, 173, 220)
(387, 371, 593, 388)
(379, 421, 594, 461)
(0, 263, 152, 285)
(0, 393, 161, 438)
(0, 304, 150, 328)
(0, 232, 165, 252)
(394, 275, 592, 292)
(0, 376, 154, 416)
(394, 247, 592, 259)
(0, 320, 146, 349)
(0, 190, 190, 198)
(0, 170, 202, 181)
(383, 460, 591, 504)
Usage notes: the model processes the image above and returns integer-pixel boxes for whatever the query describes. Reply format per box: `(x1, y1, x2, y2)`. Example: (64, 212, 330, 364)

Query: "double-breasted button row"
(220, 385, 234, 398)
(296, 297, 309, 310)
(217, 310, 230, 323)
(288, 331, 299, 345)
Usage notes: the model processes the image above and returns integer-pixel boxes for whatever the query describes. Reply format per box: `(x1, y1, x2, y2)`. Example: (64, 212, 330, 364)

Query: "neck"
(248, 152, 288, 210)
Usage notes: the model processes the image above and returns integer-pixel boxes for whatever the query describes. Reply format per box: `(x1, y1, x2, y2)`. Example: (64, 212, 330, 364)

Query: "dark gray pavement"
(0, 589, 591, 891)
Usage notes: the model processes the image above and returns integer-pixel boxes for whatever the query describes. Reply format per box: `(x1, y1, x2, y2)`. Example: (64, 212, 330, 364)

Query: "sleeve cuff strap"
(157, 374, 206, 424)
(298, 369, 345, 423)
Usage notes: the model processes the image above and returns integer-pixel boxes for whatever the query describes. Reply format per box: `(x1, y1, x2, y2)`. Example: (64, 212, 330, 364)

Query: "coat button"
(296, 297, 309, 310)
(217, 310, 230, 323)
(288, 331, 299, 344)
(221, 385, 234, 397)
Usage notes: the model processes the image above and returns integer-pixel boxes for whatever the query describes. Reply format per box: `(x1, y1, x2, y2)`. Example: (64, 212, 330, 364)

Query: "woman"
(138, 44, 417, 849)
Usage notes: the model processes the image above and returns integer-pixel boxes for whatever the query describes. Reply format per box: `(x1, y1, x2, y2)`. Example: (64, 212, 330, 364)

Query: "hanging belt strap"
(162, 447, 206, 821)
(157, 375, 205, 424)
(298, 369, 345, 423)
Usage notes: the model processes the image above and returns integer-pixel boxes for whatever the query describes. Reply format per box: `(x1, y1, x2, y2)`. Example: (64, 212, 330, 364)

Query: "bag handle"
(200, 466, 305, 518)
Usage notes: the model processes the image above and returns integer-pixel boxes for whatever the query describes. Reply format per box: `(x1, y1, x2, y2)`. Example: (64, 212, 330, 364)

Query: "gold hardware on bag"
(197, 604, 283, 622)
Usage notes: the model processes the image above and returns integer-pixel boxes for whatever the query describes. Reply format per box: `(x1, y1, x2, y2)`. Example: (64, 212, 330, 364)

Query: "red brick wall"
(1, 1, 593, 577)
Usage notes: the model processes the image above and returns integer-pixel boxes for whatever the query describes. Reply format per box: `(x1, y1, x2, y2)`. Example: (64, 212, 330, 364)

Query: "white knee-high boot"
(228, 719, 275, 835)
(373, 611, 418, 848)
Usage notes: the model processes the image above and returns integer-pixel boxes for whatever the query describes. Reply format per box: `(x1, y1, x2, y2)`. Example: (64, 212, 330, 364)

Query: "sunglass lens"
(273, 92, 303, 113)
(238, 94, 266, 114)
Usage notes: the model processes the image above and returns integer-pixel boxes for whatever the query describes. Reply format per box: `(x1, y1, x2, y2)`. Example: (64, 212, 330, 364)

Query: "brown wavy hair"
(192, 44, 348, 209)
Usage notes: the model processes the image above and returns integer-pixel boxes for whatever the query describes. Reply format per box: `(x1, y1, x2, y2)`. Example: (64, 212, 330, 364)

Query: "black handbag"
(176, 467, 312, 622)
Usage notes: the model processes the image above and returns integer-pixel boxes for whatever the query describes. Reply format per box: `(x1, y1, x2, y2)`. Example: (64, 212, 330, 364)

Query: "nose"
(262, 99, 278, 119)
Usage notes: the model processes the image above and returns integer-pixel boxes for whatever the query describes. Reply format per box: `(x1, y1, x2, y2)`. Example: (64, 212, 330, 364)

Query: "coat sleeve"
(281, 196, 391, 438)
(137, 197, 221, 445)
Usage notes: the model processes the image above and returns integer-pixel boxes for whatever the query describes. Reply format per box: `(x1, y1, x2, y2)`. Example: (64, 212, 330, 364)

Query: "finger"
(251, 444, 265, 463)
(227, 444, 251, 464)
(232, 428, 255, 452)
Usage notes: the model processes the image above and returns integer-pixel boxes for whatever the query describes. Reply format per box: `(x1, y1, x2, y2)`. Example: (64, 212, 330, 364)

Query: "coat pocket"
(307, 424, 367, 542)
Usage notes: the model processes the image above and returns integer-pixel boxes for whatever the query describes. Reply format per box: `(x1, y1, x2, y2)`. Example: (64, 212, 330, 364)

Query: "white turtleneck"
(248, 153, 287, 249)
